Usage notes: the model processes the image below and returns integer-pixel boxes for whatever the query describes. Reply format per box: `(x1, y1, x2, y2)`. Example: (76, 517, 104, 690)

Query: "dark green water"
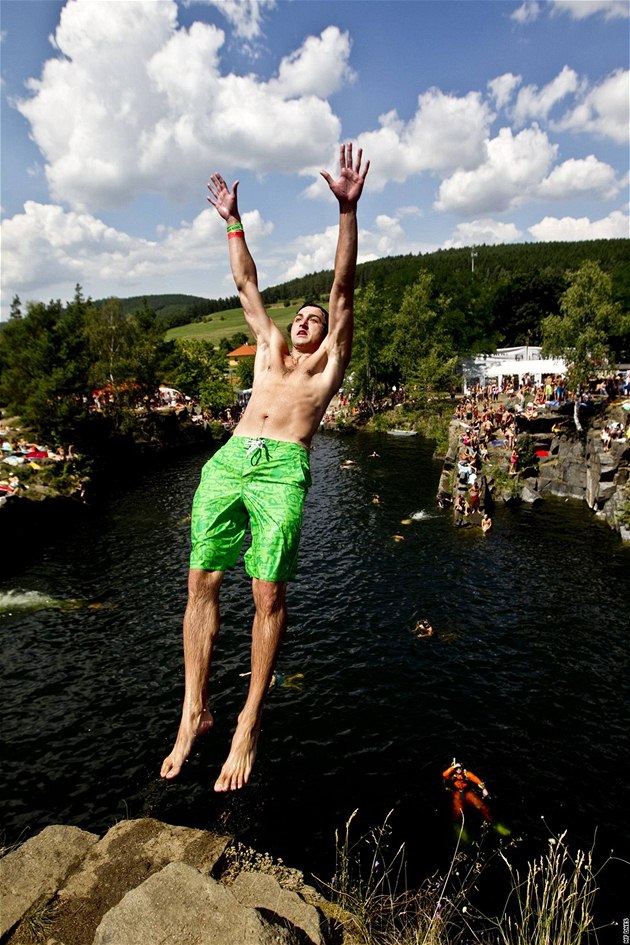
(1, 432, 628, 931)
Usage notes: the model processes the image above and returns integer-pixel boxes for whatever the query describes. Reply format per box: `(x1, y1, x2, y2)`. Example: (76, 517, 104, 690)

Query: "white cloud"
(514, 0, 629, 22)
(337, 89, 494, 193)
(374, 214, 405, 241)
(187, 0, 276, 41)
(550, 1, 630, 20)
(269, 26, 356, 99)
(512, 66, 580, 126)
(553, 68, 630, 144)
(488, 73, 522, 111)
(396, 205, 424, 218)
(0, 200, 271, 302)
(511, 1, 541, 23)
(281, 215, 433, 281)
(537, 155, 620, 200)
(445, 219, 523, 248)
(435, 125, 558, 215)
(281, 227, 336, 282)
(528, 209, 629, 240)
(14, 1, 349, 211)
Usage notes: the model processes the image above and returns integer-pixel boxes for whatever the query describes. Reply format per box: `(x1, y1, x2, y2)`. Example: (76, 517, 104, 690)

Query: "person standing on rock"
(161, 143, 370, 791)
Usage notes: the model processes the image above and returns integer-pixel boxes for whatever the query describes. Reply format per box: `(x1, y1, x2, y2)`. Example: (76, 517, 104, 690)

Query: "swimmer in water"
(443, 759, 492, 824)
(413, 619, 434, 638)
(240, 670, 305, 692)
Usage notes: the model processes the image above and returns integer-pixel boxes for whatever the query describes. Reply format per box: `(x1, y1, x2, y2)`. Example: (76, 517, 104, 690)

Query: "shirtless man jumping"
(161, 143, 369, 791)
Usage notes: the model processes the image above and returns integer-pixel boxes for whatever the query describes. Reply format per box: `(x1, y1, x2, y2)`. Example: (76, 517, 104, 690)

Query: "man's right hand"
(207, 173, 240, 222)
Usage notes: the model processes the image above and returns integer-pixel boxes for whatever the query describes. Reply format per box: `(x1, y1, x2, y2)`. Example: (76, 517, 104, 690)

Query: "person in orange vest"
(442, 759, 492, 823)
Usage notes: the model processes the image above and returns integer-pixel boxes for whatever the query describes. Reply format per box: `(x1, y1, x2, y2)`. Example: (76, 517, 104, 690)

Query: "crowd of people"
(0, 429, 75, 502)
(446, 369, 630, 531)
(446, 392, 528, 531)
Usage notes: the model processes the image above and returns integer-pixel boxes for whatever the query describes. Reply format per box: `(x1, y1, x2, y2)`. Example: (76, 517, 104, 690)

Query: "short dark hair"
(298, 300, 329, 332)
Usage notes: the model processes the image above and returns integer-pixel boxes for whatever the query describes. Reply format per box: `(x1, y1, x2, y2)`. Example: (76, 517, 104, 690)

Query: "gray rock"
(596, 480, 617, 503)
(520, 483, 541, 504)
(0, 824, 99, 938)
(11, 818, 231, 945)
(231, 870, 328, 945)
(93, 861, 297, 945)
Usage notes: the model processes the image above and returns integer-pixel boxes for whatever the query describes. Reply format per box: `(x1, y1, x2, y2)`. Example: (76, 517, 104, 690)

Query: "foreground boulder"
(0, 824, 99, 938)
(1, 818, 348, 945)
(93, 862, 307, 945)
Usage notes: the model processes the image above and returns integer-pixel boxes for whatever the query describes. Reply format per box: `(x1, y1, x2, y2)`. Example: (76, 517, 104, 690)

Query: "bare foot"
(214, 719, 260, 791)
(160, 708, 213, 779)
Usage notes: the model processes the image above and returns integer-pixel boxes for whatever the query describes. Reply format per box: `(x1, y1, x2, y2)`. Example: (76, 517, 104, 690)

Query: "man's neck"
(289, 347, 313, 362)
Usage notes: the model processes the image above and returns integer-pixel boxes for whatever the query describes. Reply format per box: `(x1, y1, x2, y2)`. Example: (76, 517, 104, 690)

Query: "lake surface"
(2, 431, 628, 932)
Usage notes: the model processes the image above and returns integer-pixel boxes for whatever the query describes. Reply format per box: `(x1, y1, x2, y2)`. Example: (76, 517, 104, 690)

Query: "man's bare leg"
(214, 578, 287, 791)
(161, 569, 224, 779)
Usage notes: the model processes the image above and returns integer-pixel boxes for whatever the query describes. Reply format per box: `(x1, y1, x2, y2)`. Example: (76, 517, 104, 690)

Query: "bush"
(515, 433, 538, 469)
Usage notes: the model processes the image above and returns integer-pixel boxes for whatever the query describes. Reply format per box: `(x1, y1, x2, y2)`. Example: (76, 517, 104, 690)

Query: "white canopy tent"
(459, 346, 567, 394)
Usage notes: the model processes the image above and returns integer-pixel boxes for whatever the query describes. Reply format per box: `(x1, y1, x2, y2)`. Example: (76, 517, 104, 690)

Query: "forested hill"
(266, 238, 629, 307)
(97, 238, 629, 348)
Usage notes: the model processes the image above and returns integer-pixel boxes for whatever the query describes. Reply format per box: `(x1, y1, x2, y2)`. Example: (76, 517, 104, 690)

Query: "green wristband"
(226, 222, 244, 233)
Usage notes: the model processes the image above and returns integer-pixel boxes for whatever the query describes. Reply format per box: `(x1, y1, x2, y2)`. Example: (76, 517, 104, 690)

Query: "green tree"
(348, 282, 397, 404)
(86, 296, 136, 391)
(125, 299, 175, 394)
(542, 260, 624, 431)
(389, 272, 458, 400)
(218, 332, 249, 355)
(0, 289, 92, 446)
(237, 356, 255, 390)
(170, 339, 233, 412)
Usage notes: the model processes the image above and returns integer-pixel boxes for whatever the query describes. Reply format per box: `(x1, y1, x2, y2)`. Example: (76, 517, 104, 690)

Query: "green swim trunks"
(190, 435, 312, 581)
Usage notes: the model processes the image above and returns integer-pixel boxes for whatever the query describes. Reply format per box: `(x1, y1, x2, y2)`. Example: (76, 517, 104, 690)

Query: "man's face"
(291, 307, 327, 350)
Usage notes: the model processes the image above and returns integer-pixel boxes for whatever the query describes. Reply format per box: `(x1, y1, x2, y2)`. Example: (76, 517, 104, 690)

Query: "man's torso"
(234, 341, 342, 448)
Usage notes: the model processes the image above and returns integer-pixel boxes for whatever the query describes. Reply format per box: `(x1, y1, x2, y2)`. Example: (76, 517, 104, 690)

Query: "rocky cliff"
(527, 405, 630, 541)
(441, 401, 630, 542)
(0, 818, 353, 945)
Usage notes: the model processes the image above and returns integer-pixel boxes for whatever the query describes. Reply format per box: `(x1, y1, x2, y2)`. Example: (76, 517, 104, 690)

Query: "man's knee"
(188, 568, 224, 601)
(252, 578, 287, 615)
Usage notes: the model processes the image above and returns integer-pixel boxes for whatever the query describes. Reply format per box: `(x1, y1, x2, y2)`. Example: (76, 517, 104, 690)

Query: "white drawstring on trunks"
(246, 437, 266, 455)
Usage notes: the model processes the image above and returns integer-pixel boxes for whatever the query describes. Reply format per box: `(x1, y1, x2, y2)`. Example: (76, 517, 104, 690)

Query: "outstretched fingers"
(207, 172, 223, 203)
(339, 142, 369, 182)
(206, 173, 238, 209)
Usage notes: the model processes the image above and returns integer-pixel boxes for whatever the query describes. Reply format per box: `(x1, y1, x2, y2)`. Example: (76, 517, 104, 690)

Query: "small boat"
(387, 429, 417, 437)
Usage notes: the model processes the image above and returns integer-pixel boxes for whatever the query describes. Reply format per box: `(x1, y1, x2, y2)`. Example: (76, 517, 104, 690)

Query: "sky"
(1, 0, 628, 320)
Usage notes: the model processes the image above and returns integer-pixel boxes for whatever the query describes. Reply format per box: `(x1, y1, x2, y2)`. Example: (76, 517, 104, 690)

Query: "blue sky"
(1, 0, 628, 319)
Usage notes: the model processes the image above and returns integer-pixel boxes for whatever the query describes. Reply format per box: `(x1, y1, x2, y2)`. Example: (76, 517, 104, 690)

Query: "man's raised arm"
(320, 144, 370, 367)
(207, 173, 275, 345)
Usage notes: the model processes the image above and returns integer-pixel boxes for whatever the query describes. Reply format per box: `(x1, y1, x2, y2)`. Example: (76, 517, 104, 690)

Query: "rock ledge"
(0, 818, 351, 945)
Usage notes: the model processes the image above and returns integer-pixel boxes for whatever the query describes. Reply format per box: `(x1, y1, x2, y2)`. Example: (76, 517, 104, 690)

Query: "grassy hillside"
(165, 299, 322, 344)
